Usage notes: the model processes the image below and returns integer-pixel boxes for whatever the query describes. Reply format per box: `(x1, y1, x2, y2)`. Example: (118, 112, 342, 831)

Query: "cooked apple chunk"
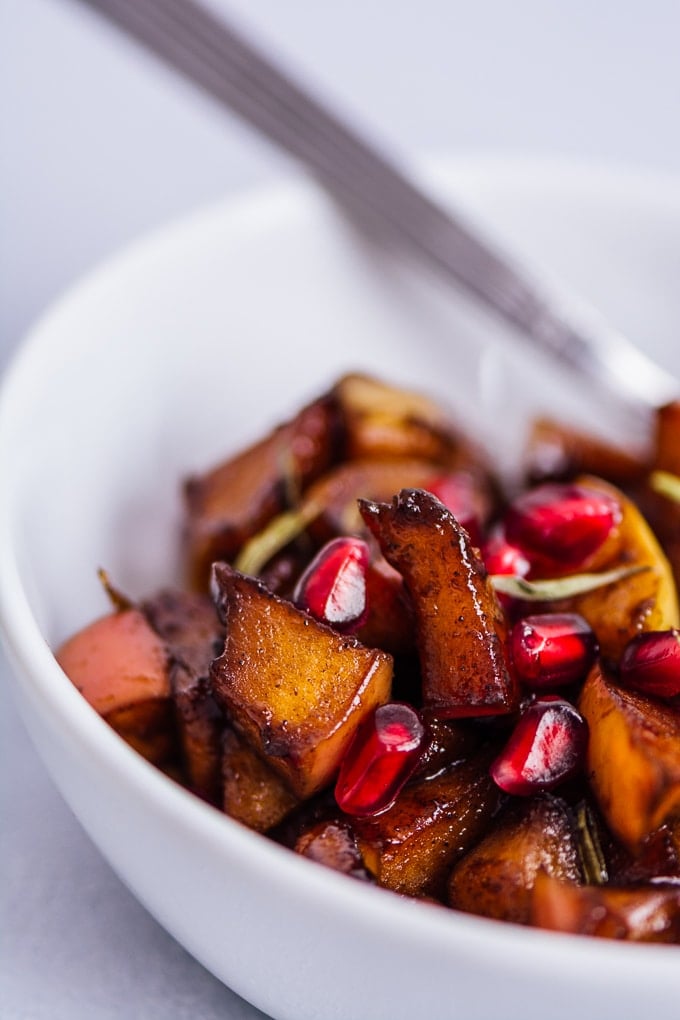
(579, 663, 680, 852)
(532, 872, 680, 942)
(353, 755, 500, 899)
(184, 393, 340, 588)
(210, 563, 393, 798)
(303, 457, 441, 543)
(221, 727, 300, 832)
(523, 417, 650, 487)
(56, 608, 175, 766)
(360, 488, 517, 717)
(332, 373, 481, 468)
(143, 589, 225, 805)
(447, 796, 582, 924)
(294, 818, 373, 881)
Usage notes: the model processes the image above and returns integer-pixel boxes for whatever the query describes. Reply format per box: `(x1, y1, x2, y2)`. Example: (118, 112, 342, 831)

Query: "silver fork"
(73, 0, 678, 421)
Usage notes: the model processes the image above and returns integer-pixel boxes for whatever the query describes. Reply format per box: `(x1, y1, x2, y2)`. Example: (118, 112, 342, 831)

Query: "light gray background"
(2, 2, 680, 1017)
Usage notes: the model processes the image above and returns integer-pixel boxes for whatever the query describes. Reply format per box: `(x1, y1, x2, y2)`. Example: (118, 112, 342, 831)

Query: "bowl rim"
(2, 152, 680, 989)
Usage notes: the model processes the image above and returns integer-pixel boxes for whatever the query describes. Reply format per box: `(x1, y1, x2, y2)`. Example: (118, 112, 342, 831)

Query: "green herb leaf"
(649, 469, 680, 505)
(490, 563, 650, 602)
(575, 802, 608, 886)
(234, 500, 322, 577)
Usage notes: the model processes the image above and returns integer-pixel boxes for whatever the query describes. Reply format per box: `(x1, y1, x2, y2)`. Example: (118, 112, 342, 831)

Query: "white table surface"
(2, 1, 680, 1017)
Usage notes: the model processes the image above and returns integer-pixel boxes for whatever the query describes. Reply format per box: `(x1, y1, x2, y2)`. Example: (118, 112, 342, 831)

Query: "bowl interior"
(5, 157, 680, 644)
(2, 156, 680, 1020)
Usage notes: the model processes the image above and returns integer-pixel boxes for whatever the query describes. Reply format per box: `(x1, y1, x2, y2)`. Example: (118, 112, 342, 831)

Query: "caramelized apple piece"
(303, 457, 441, 543)
(353, 755, 500, 899)
(360, 488, 517, 718)
(184, 393, 340, 588)
(56, 608, 175, 766)
(608, 825, 680, 885)
(655, 401, 680, 474)
(355, 556, 415, 655)
(524, 417, 650, 487)
(559, 476, 679, 661)
(143, 589, 225, 804)
(532, 871, 680, 942)
(221, 727, 299, 832)
(447, 796, 582, 924)
(411, 717, 481, 779)
(578, 663, 680, 852)
(294, 819, 373, 881)
(642, 401, 680, 592)
(333, 373, 480, 467)
(210, 564, 393, 798)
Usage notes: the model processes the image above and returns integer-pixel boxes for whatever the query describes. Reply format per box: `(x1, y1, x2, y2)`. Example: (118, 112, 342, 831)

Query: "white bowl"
(1, 156, 680, 1020)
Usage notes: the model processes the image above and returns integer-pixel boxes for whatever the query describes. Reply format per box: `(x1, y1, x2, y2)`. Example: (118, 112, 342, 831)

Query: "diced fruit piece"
(448, 795, 582, 924)
(210, 564, 393, 798)
(655, 401, 680, 475)
(560, 476, 680, 661)
(183, 393, 340, 588)
(332, 373, 477, 467)
(142, 589, 225, 804)
(505, 482, 623, 574)
(578, 663, 680, 852)
(524, 417, 649, 487)
(619, 629, 680, 699)
(490, 696, 588, 796)
(294, 536, 369, 632)
(354, 754, 501, 898)
(641, 402, 680, 594)
(335, 703, 428, 817)
(294, 819, 372, 881)
(355, 557, 415, 655)
(360, 488, 517, 718)
(303, 457, 441, 542)
(221, 727, 299, 832)
(607, 824, 680, 886)
(56, 608, 175, 765)
(510, 613, 598, 691)
(412, 717, 481, 780)
(531, 872, 680, 942)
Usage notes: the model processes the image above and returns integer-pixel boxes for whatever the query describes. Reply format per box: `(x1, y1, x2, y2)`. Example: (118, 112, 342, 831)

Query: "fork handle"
(75, 0, 678, 415)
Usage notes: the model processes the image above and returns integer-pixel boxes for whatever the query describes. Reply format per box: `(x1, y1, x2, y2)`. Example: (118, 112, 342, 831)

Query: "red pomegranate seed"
(294, 537, 369, 631)
(481, 526, 530, 614)
(482, 525, 531, 578)
(510, 613, 598, 690)
(426, 471, 484, 545)
(619, 629, 680, 699)
(490, 696, 588, 796)
(504, 483, 621, 571)
(335, 703, 428, 817)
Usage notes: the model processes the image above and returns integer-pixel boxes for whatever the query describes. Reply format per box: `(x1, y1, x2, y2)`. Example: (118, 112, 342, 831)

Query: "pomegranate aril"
(504, 483, 621, 571)
(426, 471, 484, 546)
(482, 526, 531, 578)
(510, 613, 598, 690)
(294, 536, 369, 631)
(619, 629, 680, 699)
(490, 696, 588, 796)
(335, 703, 428, 817)
(482, 525, 530, 614)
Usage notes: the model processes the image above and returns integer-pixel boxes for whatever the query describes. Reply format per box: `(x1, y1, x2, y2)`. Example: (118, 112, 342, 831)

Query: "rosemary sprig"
(649, 469, 680, 505)
(575, 802, 608, 885)
(235, 500, 322, 577)
(491, 563, 650, 602)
